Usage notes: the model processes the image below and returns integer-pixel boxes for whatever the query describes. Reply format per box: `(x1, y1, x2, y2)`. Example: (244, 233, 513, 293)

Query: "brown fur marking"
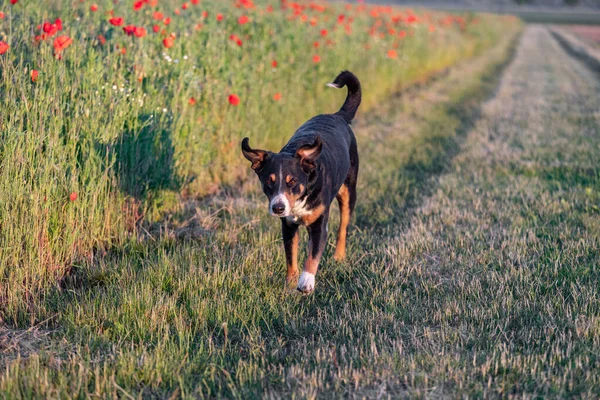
(335, 184, 350, 261)
(301, 204, 325, 226)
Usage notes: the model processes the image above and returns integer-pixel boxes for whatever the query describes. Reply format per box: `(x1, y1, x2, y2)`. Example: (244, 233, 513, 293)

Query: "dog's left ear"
(296, 136, 322, 171)
(242, 137, 269, 171)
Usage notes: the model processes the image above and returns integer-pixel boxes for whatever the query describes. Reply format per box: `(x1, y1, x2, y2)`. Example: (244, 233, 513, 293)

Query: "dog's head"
(241, 137, 322, 217)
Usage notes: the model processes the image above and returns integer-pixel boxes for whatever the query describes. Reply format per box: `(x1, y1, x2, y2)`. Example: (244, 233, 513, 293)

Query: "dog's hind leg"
(335, 138, 358, 261)
(334, 184, 351, 261)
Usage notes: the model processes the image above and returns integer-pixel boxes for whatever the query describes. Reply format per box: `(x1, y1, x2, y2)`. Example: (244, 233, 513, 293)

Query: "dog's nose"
(272, 203, 286, 215)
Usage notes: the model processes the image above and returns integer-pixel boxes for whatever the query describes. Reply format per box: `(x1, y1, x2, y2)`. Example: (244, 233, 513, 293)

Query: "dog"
(241, 70, 360, 294)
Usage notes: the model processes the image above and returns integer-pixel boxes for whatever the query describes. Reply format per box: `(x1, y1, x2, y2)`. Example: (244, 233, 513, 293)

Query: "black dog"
(242, 71, 360, 293)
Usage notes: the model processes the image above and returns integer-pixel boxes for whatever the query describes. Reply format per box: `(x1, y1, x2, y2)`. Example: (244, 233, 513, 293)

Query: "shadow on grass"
(99, 114, 181, 202)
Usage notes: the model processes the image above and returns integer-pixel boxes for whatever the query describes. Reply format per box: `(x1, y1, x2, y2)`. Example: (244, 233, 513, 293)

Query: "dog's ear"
(296, 136, 322, 171)
(242, 137, 269, 171)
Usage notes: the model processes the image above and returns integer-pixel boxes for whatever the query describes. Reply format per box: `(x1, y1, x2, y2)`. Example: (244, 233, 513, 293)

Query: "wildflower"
(133, 1, 144, 11)
(109, 17, 124, 26)
(216, 13, 223, 21)
(134, 27, 146, 37)
(69, 192, 77, 202)
(123, 25, 136, 36)
(174, 9, 180, 15)
(0, 12, 5, 19)
(163, 17, 171, 25)
(271, 60, 278, 68)
(97, 35, 106, 45)
(201, 11, 208, 18)
(153, 25, 160, 33)
(320, 29, 328, 37)
(163, 36, 174, 48)
(90, 4, 98, 12)
(182, 3, 189, 10)
(313, 41, 320, 48)
(0, 41, 9, 55)
(189, 97, 196, 105)
(53, 35, 72, 53)
(31, 69, 39, 82)
(10, 0, 17, 4)
(312, 54, 320, 63)
(153, 11, 164, 20)
(273, 93, 282, 101)
(238, 15, 249, 25)
(228, 94, 240, 106)
(387, 49, 397, 59)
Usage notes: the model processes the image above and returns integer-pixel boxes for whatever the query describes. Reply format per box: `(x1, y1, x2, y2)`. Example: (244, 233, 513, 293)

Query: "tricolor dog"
(241, 70, 360, 293)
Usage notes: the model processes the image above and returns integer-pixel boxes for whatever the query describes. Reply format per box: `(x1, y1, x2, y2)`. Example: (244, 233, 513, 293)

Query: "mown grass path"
(2, 25, 600, 398)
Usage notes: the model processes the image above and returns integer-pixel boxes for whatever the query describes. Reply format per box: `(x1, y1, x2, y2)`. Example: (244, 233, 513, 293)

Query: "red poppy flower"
(133, 1, 144, 11)
(182, 3, 189, 10)
(313, 41, 320, 48)
(266, 5, 273, 12)
(123, 25, 136, 36)
(153, 25, 160, 33)
(189, 97, 196, 105)
(228, 94, 240, 106)
(0, 12, 5, 19)
(55, 18, 63, 31)
(31, 69, 39, 82)
(387, 49, 397, 59)
(0, 41, 9, 55)
(53, 35, 72, 53)
(312, 54, 320, 63)
(69, 192, 77, 202)
(97, 35, 106, 45)
(163, 17, 171, 25)
(90, 4, 98, 12)
(191, 0, 199, 4)
(10, 0, 17, 4)
(238, 15, 249, 25)
(201, 11, 208, 18)
(163, 37, 174, 48)
(134, 27, 146, 37)
(398, 30, 406, 38)
(271, 60, 278, 68)
(109, 17, 124, 26)
(153, 11, 164, 20)
(320, 29, 328, 37)
(120, 47, 126, 54)
(174, 9, 180, 15)
(216, 13, 223, 21)
(273, 93, 282, 101)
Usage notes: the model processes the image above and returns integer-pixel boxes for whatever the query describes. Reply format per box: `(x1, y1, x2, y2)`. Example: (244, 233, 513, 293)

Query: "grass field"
(4, 0, 599, 398)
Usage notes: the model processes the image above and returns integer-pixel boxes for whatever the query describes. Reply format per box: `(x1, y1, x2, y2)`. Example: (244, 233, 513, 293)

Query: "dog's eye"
(287, 178, 297, 187)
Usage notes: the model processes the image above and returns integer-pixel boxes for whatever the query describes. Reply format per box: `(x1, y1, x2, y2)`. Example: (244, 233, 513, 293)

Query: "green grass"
(0, 1, 541, 395)
(0, 0, 517, 322)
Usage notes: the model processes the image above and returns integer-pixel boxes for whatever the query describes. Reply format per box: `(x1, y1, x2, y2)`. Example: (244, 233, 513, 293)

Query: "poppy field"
(0, 0, 545, 398)
(0, 0, 516, 320)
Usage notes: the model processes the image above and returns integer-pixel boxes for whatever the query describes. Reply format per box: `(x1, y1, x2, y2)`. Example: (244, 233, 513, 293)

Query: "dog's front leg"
(297, 211, 329, 294)
(282, 219, 300, 287)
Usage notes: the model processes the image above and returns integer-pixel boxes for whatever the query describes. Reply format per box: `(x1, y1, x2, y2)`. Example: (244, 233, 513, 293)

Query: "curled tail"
(327, 70, 361, 124)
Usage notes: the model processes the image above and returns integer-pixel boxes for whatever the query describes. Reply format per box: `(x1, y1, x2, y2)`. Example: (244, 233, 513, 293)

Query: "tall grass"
(0, 0, 518, 323)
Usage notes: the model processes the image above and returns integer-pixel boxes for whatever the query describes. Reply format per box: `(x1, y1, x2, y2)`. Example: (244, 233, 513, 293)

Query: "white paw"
(297, 271, 315, 294)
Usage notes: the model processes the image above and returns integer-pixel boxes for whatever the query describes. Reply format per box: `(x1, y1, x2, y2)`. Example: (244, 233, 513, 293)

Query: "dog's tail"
(327, 70, 361, 124)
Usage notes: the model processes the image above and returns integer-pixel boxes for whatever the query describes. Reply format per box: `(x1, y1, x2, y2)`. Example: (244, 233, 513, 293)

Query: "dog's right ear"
(241, 137, 269, 171)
